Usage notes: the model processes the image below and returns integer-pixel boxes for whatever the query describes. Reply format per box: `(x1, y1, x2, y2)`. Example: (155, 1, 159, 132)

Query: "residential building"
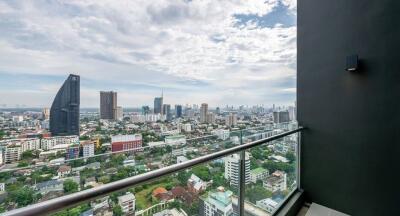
(273, 111, 290, 124)
(206, 112, 215, 124)
(50, 74, 80, 136)
(225, 113, 237, 127)
(165, 135, 186, 146)
(250, 168, 269, 183)
(111, 134, 143, 152)
(42, 108, 50, 120)
(187, 174, 207, 193)
(263, 170, 287, 192)
(200, 103, 208, 123)
(224, 153, 250, 186)
(256, 198, 278, 213)
(200, 187, 234, 216)
(57, 165, 71, 178)
(154, 208, 187, 216)
(35, 179, 63, 194)
(212, 129, 230, 140)
(100, 91, 117, 120)
(66, 145, 80, 159)
(183, 123, 191, 132)
(116, 106, 123, 120)
(0, 183, 5, 191)
(81, 141, 95, 158)
(4, 146, 21, 163)
(118, 192, 135, 214)
(41, 135, 79, 150)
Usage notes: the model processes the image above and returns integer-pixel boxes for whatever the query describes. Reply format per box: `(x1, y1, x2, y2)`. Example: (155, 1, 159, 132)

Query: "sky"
(0, 0, 297, 108)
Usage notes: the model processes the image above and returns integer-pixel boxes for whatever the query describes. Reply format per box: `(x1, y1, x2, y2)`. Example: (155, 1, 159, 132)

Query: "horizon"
(0, 0, 296, 107)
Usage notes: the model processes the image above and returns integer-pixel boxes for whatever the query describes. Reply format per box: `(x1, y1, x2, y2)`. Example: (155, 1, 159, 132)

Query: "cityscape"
(0, 74, 298, 216)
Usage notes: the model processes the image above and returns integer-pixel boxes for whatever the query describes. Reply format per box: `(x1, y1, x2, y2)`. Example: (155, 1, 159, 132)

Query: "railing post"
(238, 129, 245, 216)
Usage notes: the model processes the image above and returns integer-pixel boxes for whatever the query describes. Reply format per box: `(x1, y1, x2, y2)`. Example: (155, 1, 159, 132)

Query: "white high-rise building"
(81, 141, 95, 158)
(200, 103, 208, 123)
(224, 153, 250, 186)
(118, 192, 135, 214)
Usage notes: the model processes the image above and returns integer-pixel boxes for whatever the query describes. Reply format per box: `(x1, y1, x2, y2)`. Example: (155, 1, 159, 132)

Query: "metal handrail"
(3, 127, 304, 216)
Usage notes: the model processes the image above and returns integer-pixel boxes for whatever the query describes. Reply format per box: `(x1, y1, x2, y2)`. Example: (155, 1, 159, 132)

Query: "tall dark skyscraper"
(163, 104, 171, 121)
(100, 91, 117, 120)
(50, 74, 80, 136)
(154, 92, 163, 114)
(142, 105, 150, 115)
(175, 105, 182, 118)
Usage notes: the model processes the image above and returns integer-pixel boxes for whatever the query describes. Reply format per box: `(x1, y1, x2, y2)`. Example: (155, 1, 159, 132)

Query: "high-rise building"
(42, 108, 50, 120)
(200, 103, 208, 123)
(154, 92, 163, 114)
(116, 106, 123, 120)
(200, 187, 234, 216)
(100, 91, 117, 120)
(224, 153, 250, 186)
(163, 104, 171, 121)
(175, 105, 183, 118)
(225, 113, 237, 127)
(66, 145, 80, 160)
(50, 74, 80, 136)
(216, 107, 220, 115)
(273, 111, 290, 123)
(206, 112, 215, 124)
(142, 106, 150, 115)
(81, 141, 95, 158)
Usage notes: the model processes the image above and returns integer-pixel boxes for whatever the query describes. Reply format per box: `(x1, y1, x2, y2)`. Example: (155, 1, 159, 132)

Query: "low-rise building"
(111, 134, 142, 152)
(256, 198, 279, 213)
(154, 208, 187, 216)
(81, 141, 95, 158)
(57, 165, 71, 178)
(4, 146, 21, 163)
(212, 129, 230, 140)
(177, 155, 188, 164)
(0, 183, 5, 191)
(250, 168, 269, 183)
(187, 174, 207, 193)
(118, 192, 135, 214)
(41, 135, 79, 150)
(165, 135, 186, 146)
(263, 170, 287, 192)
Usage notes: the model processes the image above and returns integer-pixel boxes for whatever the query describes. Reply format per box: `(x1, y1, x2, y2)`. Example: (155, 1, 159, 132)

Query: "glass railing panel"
(243, 131, 299, 215)
(49, 154, 242, 216)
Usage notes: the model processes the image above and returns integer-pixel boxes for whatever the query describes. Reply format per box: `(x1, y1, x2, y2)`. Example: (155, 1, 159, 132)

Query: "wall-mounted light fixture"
(346, 55, 358, 72)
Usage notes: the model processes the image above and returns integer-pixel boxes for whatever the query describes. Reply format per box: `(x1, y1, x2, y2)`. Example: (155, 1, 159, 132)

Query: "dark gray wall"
(298, 0, 400, 215)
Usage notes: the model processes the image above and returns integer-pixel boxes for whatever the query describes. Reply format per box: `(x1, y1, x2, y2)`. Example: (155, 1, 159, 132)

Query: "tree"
(9, 187, 37, 207)
(245, 185, 272, 203)
(113, 205, 123, 216)
(285, 151, 296, 163)
(192, 165, 211, 181)
(17, 161, 29, 167)
(0, 130, 5, 139)
(63, 179, 79, 194)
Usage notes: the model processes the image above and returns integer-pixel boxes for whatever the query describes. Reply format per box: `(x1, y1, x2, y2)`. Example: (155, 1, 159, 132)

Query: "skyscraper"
(100, 91, 117, 120)
(154, 92, 163, 114)
(50, 74, 80, 136)
(225, 113, 237, 127)
(142, 106, 150, 115)
(163, 104, 171, 121)
(200, 103, 208, 123)
(273, 111, 290, 123)
(175, 105, 183, 118)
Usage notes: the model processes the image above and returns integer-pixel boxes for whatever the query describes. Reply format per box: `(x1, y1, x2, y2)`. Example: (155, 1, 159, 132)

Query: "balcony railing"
(2, 126, 304, 216)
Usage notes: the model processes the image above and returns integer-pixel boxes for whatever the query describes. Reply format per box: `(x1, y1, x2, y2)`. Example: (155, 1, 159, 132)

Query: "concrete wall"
(298, 0, 400, 215)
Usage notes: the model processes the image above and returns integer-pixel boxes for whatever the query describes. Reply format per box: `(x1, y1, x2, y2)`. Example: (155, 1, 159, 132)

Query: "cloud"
(0, 0, 296, 107)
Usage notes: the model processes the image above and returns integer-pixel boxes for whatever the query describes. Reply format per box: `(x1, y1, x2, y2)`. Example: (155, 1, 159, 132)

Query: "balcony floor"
(297, 203, 349, 216)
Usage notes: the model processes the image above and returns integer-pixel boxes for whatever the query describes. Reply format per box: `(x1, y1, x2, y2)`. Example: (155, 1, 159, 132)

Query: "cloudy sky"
(0, 0, 296, 108)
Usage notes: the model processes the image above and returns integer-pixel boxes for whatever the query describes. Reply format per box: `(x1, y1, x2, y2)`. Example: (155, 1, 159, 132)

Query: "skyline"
(0, 0, 296, 107)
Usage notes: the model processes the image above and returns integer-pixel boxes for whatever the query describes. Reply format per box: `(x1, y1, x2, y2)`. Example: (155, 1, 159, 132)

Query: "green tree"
(9, 187, 37, 207)
(245, 185, 273, 203)
(63, 179, 79, 194)
(17, 161, 29, 167)
(113, 205, 123, 216)
(192, 165, 211, 181)
(285, 151, 296, 163)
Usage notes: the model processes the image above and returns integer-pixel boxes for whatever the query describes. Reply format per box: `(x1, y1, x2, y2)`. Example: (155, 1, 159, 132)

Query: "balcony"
(1, 125, 303, 216)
